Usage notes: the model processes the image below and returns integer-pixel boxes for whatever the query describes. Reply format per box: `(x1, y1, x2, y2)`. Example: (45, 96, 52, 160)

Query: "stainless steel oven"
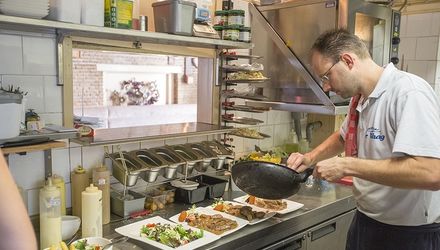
(247, 0, 401, 115)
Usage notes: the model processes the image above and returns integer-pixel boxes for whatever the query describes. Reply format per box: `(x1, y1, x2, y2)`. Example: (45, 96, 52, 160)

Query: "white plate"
(0, 7, 48, 18)
(169, 207, 249, 237)
(115, 216, 220, 250)
(233, 195, 304, 215)
(204, 201, 276, 225)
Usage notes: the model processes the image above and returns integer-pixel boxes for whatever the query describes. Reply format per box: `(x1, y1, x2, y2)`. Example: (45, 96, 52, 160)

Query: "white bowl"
(70, 237, 112, 250)
(61, 215, 80, 241)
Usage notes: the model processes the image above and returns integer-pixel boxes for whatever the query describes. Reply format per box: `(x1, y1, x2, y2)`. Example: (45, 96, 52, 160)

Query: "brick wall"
(72, 49, 198, 108)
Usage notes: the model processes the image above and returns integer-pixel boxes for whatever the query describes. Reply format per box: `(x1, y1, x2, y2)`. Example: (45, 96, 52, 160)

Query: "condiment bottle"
(71, 166, 89, 218)
(39, 177, 62, 249)
(299, 138, 309, 154)
(81, 184, 102, 237)
(52, 174, 66, 215)
(93, 165, 110, 224)
(285, 129, 299, 154)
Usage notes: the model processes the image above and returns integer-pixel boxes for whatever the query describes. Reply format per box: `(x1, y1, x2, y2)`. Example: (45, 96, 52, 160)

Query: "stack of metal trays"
(129, 149, 168, 182)
(185, 143, 219, 171)
(166, 144, 204, 175)
(148, 146, 186, 179)
(108, 152, 149, 187)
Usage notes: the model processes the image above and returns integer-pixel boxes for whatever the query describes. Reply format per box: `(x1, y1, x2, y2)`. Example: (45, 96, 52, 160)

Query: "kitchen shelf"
(0, 14, 252, 50)
(221, 54, 262, 60)
(71, 122, 236, 146)
(0, 129, 78, 146)
(1, 141, 66, 155)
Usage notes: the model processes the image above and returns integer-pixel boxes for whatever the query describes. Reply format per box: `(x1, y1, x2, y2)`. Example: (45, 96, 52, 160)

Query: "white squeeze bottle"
(82, 184, 102, 237)
(39, 177, 62, 249)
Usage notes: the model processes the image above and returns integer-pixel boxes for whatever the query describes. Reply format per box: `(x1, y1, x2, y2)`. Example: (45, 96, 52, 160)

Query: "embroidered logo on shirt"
(365, 127, 385, 141)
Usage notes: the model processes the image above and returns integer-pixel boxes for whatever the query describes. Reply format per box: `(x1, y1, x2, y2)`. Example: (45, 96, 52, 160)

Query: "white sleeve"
(393, 89, 440, 158)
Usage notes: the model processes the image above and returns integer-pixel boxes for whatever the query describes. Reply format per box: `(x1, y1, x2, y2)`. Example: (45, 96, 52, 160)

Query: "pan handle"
(294, 167, 314, 183)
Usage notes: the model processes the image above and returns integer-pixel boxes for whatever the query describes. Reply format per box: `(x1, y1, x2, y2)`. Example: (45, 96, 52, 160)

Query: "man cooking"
(287, 28, 440, 250)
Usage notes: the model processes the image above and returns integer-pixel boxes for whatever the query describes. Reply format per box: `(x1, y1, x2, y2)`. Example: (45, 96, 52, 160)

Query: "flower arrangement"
(109, 79, 159, 106)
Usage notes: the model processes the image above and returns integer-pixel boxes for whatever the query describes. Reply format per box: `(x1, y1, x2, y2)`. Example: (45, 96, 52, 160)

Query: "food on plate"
(177, 205, 238, 235)
(245, 196, 287, 211)
(212, 199, 266, 221)
(185, 213, 238, 235)
(70, 239, 103, 250)
(140, 223, 204, 248)
(231, 128, 264, 139)
(228, 71, 266, 80)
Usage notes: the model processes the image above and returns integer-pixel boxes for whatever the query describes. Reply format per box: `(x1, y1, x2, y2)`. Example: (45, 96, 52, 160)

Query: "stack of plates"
(0, 0, 49, 19)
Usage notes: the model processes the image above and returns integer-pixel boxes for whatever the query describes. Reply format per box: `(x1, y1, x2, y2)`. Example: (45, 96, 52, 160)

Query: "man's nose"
(322, 82, 332, 92)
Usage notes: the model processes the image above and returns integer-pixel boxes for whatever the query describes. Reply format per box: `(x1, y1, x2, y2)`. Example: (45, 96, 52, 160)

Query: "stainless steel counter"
(103, 181, 355, 250)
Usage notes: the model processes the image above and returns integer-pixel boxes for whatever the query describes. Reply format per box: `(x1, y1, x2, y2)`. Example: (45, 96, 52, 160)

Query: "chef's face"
(311, 52, 358, 99)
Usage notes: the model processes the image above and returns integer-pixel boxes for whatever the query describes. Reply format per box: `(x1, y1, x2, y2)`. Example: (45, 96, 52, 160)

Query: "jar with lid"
(224, 25, 240, 41)
(239, 27, 251, 42)
(228, 9, 244, 26)
(214, 10, 228, 26)
(39, 177, 62, 249)
(213, 25, 224, 39)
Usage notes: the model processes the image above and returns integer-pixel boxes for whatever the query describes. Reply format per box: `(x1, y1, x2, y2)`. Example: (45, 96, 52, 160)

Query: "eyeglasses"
(320, 59, 340, 83)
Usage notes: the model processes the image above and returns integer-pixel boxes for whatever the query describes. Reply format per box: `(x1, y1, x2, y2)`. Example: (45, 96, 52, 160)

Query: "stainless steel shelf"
(0, 129, 78, 145)
(71, 122, 236, 146)
(0, 15, 253, 50)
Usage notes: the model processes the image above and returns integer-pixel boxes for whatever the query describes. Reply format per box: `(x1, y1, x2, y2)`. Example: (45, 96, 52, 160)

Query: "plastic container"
(298, 138, 309, 154)
(227, 9, 244, 26)
(81, 0, 105, 26)
(93, 165, 110, 225)
(105, 0, 133, 29)
(143, 189, 167, 211)
(214, 10, 228, 26)
(157, 185, 176, 204)
(47, 0, 81, 23)
(152, 0, 196, 36)
(285, 129, 299, 154)
(239, 26, 251, 43)
(81, 184, 102, 238)
(175, 183, 208, 204)
(213, 25, 224, 39)
(190, 175, 228, 199)
(223, 25, 240, 41)
(52, 175, 66, 216)
(71, 166, 89, 218)
(110, 190, 146, 217)
(0, 92, 22, 139)
(39, 177, 62, 250)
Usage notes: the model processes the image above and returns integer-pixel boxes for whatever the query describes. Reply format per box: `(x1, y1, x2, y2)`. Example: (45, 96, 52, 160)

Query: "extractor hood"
(246, 0, 400, 115)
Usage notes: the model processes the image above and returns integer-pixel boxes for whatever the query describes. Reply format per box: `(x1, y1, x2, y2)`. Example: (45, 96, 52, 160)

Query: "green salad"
(140, 223, 204, 248)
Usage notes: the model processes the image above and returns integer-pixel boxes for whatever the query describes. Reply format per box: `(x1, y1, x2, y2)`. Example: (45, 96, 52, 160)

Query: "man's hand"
(287, 152, 312, 173)
(315, 157, 350, 182)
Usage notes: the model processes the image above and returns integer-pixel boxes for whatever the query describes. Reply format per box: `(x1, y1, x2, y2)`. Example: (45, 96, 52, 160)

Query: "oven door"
(346, 1, 401, 66)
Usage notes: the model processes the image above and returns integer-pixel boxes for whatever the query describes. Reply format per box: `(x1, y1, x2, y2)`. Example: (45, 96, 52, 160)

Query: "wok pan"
(231, 160, 314, 200)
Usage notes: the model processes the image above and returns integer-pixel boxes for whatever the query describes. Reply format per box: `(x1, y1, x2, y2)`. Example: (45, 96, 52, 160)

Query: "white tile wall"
(22, 36, 57, 75)
(415, 36, 438, 60)
(400, 12, 440, 89)
(0, 34, 23, 75)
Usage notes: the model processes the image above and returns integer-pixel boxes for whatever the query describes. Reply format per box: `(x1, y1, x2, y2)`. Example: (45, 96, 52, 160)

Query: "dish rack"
(219, 51, 272, 141)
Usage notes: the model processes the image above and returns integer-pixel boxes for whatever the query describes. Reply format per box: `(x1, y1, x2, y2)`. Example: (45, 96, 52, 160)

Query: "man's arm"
(317, 155, 440, 190)
(0, 150, 38, 249)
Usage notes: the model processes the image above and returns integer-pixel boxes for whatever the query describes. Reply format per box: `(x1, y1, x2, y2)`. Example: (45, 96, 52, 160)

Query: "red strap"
(344, 94, 361, 157)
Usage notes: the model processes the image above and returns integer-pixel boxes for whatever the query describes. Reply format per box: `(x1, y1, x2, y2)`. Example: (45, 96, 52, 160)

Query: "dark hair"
(311, 28, 370, 62)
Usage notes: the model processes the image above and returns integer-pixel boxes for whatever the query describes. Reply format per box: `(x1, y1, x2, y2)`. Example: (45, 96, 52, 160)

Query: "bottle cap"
(75, 166, 86, 174)
(85, 184, 99, 193)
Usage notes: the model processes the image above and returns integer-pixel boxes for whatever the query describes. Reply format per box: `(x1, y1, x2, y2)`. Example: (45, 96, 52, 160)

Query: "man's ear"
(340, 53, 355, 69)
